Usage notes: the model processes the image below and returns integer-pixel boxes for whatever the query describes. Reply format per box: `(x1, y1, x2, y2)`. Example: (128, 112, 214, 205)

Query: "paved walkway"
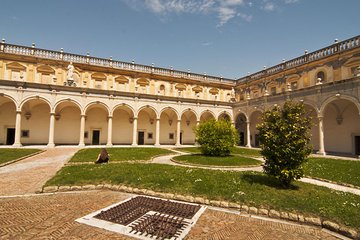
(0, 191, 339, 240)
(0, 148, 78, 196)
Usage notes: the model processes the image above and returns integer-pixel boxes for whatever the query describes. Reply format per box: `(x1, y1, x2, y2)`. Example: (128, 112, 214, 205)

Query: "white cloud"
(263, 2, 276, 11)
(123, 0, 294, 26)
(285, 0, 299, 4)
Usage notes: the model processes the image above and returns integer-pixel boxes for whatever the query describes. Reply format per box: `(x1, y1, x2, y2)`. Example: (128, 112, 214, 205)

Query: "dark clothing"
(95, 148, 109, 163)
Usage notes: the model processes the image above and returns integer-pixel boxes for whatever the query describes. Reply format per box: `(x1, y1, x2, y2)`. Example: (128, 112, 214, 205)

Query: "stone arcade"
(0, 36, 360, 156)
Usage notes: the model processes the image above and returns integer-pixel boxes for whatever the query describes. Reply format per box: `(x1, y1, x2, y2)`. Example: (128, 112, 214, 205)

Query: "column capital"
(16, 110, 22, 114)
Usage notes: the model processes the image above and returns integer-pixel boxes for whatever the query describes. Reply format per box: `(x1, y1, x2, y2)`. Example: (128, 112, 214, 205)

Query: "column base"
(78, 143, 85, 147)
(316, 151, 326, 156)
(131, 143, 138, 147)
(47, 143, 55, 148)
(106, 143, 113, 147)
(175, 143, 181, 146)
(12, 143, 22, 148)
(154, 143, 160, 146)
(246, 144, 252, 148)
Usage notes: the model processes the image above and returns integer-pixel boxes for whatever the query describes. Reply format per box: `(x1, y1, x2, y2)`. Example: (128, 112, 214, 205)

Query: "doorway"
(6, 128, 15, 145)
(92, 130, 100, 145)
(138, 131, 145, 145)
(355, 136, 360, 155)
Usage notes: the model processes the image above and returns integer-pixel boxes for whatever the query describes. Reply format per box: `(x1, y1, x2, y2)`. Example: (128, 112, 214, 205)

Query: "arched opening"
(250, 110, 262, 147)
(84, 103, 109, 145)
(54, 100, 81, 145)
(200, 111, 215, 122)
(323, 99, 360, 155)
(137, 106, 157, 145)
(304, 104, 319, 151)
(21, 98, 51, 145)
(0, 96, 16, 145)
(181, 109, 197, 144)
(218, 112, 231, 121)
(235, 113, 247, 146)
(160, 108, 178, 145)
(112, 105, 134, 144)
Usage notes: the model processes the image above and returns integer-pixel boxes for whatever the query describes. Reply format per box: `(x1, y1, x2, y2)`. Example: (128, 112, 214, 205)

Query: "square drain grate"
(76, 195, 206, 240)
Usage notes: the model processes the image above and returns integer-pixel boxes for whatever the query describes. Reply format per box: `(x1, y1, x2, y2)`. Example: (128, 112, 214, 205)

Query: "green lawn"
(176, 147, 261, 157)
(173, 154, 261, 167)
(304, 157, 360, 187)
(70, 148, 174, 162)
(46, 163, 360, 229)
(0, 148, 42, 165)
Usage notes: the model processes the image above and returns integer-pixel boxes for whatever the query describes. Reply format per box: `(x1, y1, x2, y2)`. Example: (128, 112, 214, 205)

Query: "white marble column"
(317, 116, 326, 155)
(155, 118, 160, 146)
(132, 117, 138, 146)
(106, 116, 113, 147)
(176, 119, 181, 146)
(246, 121, 252, 148)
(78, 114, 86, 147)
(13, 111, 22, 147)
(47, 113, 55, 147)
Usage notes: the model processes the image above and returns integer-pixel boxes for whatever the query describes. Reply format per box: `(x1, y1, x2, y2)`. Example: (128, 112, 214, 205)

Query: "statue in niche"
(231, 87, 235, 97)
(67, 62, 74, 80)
(64, 62, 76, 87)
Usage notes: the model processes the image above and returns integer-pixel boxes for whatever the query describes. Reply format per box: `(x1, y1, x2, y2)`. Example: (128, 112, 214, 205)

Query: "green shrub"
(257, 101, 312, 187)
(195, 119, 239, 156)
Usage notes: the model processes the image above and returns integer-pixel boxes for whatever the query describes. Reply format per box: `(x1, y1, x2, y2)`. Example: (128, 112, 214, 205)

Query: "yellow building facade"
(0, 36, 359, 156)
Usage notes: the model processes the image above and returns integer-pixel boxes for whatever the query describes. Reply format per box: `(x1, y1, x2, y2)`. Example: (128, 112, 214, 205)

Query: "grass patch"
(173, 154, 261, 167)
(176, 147, 261, 157)
(46, 163, 360, 229)
(0, 148, 41, 165)
(70, 148, 174, 162)
(304, 157, 360, 187)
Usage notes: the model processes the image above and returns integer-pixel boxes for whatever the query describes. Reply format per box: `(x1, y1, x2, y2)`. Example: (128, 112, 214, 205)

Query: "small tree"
(195, 119, 239, 156)
(257, 101, 312, 187)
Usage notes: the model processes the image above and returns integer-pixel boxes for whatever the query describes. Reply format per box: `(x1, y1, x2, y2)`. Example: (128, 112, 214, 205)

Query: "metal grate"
(93, 196, 201, 239)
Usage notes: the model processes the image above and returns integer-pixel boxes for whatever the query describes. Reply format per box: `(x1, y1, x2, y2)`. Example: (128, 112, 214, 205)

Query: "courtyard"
(0, 147, 359, 239)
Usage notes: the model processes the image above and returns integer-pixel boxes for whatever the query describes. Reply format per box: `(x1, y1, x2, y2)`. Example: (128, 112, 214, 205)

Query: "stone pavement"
(0, 191, 339, 240)
(0, 147, 78, 196)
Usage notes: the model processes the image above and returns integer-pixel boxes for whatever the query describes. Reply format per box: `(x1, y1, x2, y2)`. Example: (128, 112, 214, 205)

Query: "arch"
(248, 108, 264, 119)
(319, 95, 360, 117)
(159, 106, 179, 120)
(199, 109, 216, 120)
(234, 111, 249, 122)
(235, 112, 248, 146)
(111, 103, 135, 116)
(0, 93, 18, 108)
(54, 98, 82, 113)
(137, 104, 158, 118)
(84, 101, 110, 115)
(19, 95, 52, 111)
(180, 108, 199, 121)
(217, 110, 233, 121)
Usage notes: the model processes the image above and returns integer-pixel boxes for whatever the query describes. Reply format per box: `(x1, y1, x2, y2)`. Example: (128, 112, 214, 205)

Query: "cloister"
(0, 35, 360, 156)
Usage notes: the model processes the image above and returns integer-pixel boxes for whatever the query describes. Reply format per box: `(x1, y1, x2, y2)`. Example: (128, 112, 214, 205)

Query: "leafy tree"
(195, 119, 239, 156)
(257, 101, 312, 187)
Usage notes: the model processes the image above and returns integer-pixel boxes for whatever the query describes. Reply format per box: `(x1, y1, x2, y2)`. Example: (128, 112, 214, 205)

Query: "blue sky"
(0, 0, 359, 79)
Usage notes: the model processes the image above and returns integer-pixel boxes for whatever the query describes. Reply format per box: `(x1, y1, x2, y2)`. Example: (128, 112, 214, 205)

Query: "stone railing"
(238, 35, 360, 82)
(0, 40, 235, 84)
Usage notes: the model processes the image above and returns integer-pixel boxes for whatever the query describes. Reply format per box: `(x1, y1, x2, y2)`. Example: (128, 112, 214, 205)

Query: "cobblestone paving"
(0, 148, 78, 196)
(0, 191, 338, 240)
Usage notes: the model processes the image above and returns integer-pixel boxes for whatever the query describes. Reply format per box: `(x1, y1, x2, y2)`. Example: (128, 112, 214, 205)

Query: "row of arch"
(234, 95, 360, 155)
(0, 94, 232, 147)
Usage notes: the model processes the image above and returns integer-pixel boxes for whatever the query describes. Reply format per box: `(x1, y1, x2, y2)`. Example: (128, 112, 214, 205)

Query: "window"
(21, 130, 29, 138)
(271, 87, 276, 95)
(291, 81, 298, 90)
(169, 133, 174, 140)
(316, 71, 325, 83)
(148, 133, 153, 139)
